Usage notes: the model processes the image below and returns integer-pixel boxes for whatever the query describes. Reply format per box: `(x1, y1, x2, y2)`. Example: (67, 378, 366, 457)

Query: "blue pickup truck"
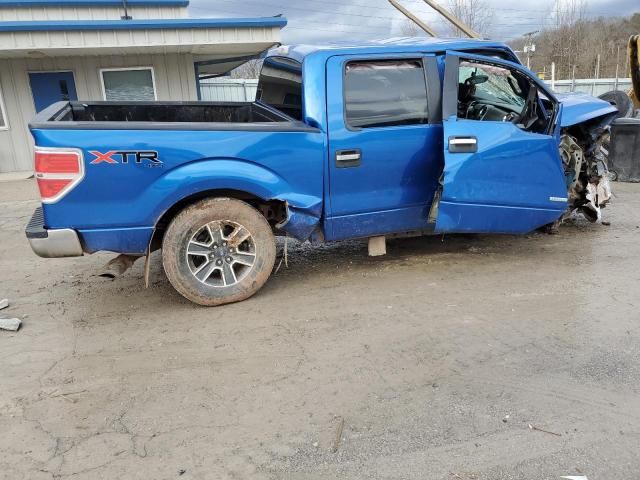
(26, 38, 618, 305)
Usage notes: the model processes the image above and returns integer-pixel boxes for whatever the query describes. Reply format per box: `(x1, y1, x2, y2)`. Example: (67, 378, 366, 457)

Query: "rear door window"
(257, 56, 303, 120)
(344, 60, 428, 129)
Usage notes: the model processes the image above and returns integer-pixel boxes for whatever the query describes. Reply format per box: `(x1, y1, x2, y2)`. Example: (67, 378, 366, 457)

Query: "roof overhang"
(0, 17, 286, 59)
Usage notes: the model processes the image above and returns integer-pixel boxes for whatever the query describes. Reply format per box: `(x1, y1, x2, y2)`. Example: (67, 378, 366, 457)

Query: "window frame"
(0, 78, 8, 131)
(256, 56, 303, 121)
(99, 66, 158, 101)
(453, 56, 556, 135)
(342, 57, 430, 131)
(458, 59, 527, 115)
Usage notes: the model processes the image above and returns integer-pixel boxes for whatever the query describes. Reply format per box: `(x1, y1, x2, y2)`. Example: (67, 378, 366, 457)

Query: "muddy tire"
(162, 197, 276, 306)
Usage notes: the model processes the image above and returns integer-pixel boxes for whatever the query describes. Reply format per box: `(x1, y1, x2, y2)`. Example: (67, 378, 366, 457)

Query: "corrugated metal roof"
(0, 0, 189, 7)
(0, 16, 288, 31)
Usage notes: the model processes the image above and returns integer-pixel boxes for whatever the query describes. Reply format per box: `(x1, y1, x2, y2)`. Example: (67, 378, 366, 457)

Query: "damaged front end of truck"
(556, 93, 619, 226)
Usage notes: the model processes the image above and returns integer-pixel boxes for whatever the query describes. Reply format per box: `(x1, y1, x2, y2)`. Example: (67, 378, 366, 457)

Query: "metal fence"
(199, 78, 259, 102)
(549, 78, 632, 96)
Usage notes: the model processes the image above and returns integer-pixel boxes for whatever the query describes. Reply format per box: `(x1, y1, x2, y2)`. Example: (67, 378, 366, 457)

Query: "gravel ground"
(1, 179, 639, 480)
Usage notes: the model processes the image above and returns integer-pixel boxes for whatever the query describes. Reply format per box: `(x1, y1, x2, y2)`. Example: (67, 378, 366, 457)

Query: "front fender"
(149, 158, 323, 239)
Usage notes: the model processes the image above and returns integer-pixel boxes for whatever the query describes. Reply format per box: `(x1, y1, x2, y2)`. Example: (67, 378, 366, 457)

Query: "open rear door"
(434, 51, 568, 234)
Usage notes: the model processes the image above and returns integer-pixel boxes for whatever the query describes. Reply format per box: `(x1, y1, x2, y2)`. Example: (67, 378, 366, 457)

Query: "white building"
(0, 0, 286, 173)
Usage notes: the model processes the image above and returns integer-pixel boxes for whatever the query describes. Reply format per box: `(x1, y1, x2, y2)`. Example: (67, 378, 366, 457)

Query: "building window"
(100, 67, 157, 101)
(344, 59, 428, 129)
(0, 81, 8, 130)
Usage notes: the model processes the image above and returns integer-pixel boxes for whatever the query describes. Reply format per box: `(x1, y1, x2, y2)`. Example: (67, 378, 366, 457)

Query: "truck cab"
(261, 41, 608, 239)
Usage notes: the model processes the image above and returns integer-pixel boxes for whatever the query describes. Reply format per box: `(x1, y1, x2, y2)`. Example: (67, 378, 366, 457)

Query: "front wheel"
(162, 197, 276, 306)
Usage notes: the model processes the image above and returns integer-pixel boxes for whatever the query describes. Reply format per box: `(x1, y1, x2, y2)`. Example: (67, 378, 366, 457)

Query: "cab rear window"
(257, 56, 303, 121)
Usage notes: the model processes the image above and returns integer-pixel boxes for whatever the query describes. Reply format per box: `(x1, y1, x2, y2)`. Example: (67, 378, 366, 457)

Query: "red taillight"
(35, 152, 80, 174)
(37, 179, 74, 198)
(34, 148, 84, 203)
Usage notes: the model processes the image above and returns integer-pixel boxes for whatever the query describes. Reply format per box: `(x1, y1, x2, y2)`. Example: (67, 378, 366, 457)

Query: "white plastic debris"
(0, 299, 8, 310)
(0, 318, 21, 331)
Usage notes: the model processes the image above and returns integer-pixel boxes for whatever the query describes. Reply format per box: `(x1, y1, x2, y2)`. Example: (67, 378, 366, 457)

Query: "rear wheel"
(162, 197, 276, 306)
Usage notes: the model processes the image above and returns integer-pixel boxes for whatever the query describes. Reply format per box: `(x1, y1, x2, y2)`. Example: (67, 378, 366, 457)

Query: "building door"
(28, 71, 78, 113)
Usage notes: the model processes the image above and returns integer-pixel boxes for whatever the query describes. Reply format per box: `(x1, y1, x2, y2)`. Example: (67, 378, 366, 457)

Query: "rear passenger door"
(325, 54, 442, 241)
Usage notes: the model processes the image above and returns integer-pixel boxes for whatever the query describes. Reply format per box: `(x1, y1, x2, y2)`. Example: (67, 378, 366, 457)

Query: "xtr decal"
(89, 150, 162, 166)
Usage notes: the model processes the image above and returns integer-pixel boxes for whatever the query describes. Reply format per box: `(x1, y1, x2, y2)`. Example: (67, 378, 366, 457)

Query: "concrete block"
(368, 236, 386, 257)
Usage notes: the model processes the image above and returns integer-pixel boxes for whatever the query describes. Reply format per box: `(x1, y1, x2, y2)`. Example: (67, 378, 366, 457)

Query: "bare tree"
(509, 10, 639, 80)
(553, 0, 587, 27)
(548, 0, 588, 78)
(446, 0, 493, 37)
(399, 19, 428, 36)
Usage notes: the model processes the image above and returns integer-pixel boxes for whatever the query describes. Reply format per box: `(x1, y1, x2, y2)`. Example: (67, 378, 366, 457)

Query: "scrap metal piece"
(582, 177, 612, 222)
(559, 134, 585, 205)
(0, 299, 8, 310)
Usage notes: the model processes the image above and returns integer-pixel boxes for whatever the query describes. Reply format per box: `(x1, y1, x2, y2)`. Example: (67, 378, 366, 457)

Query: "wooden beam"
(420, 0, 480, 39)
(387, 0, 437, 37)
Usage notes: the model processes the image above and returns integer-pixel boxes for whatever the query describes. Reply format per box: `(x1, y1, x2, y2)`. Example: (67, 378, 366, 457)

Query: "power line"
(188, 0, 627, 40)
(191, 0, 546, 25)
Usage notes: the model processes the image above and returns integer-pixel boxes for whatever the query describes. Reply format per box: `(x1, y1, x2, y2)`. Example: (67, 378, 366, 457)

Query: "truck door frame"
(432, 50, 568, 234)
(323, 52, 443, 241)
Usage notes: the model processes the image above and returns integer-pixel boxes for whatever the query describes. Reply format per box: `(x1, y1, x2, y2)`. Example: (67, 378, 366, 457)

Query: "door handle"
(335, 149, 361, 168)
(448, 136, 477, 153)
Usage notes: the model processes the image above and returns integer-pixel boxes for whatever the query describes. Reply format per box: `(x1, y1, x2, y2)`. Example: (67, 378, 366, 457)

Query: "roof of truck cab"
(268, 37, 517, 63)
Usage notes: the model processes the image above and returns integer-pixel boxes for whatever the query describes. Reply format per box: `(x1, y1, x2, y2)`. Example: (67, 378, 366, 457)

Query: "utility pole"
(420, 0, 480, 38)
(388, 0, 437, 37)
(522, 30, 538, 70)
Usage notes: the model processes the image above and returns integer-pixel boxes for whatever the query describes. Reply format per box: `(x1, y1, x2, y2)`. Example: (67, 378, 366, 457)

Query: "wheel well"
(151, 189, 287, 250)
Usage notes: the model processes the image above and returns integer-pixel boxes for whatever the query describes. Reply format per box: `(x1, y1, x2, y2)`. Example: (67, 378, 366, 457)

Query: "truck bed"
(30, 101, 309, 131)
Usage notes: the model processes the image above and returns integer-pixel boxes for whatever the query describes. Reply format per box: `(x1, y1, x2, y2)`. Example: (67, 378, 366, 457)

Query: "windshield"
(460, 61, 525, 109)
(257, 56, 303, 120)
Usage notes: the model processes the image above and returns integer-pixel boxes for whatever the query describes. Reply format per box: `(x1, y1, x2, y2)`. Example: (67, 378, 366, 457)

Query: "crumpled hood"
(556, 92, 618, 127)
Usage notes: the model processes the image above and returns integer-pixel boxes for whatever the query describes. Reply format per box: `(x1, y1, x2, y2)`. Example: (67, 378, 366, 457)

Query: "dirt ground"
(1, 179, 640, 480)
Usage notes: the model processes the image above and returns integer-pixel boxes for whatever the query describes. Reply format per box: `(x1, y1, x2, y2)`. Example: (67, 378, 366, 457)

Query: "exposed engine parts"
(559, 128, 612, 223)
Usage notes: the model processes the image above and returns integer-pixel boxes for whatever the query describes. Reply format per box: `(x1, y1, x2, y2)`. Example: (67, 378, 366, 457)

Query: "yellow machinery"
(630, 35, 640, 108)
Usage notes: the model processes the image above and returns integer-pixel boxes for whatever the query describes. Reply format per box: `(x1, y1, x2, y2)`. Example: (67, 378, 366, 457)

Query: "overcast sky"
(188, 0, 638, 42)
